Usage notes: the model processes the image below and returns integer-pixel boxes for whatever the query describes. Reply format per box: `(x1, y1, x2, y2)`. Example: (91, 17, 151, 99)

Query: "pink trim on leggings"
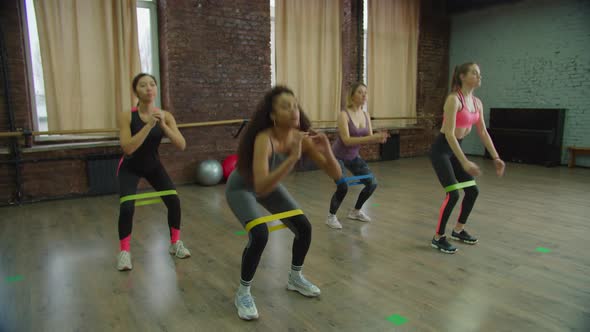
(120, 236, 131, 252)
(116, 155, 124, 176)
(170, 227, 180, 244)
(436, 194, 450, 234)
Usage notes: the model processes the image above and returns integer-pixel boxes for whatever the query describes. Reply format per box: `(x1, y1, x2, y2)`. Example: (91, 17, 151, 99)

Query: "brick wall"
(347, 0, 449, 160)
(410, 0, 451, 156)
(0, 161, 16, 203)
(0, 0, 450, 204)
(156, 0, 271, 179)
(341, 0, 362, 107)
(1, 0, 272, 204)
(417, 0, 450, 132)
(449, 0, 590, 166)
(1, 0, 31, 203)
(0, 0, 31, 135)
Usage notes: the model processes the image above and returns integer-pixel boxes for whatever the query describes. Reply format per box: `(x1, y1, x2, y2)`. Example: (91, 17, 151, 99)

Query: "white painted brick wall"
(449, 0, 590, 166)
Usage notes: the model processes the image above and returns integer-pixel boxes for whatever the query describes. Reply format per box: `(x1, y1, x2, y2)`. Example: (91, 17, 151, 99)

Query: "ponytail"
(450, 62, 477, 92)
(451, 66, 461, 91)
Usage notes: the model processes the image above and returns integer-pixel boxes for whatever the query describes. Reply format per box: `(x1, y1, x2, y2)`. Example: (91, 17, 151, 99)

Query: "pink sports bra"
(452, 90, 480, 128)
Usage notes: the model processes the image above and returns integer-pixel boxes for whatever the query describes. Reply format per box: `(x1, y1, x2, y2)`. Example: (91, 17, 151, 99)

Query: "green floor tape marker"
(234, 230, 246, 236)
(386, 314, 408, 326)
(372, 203, 380, 207)
(536, 247, 552, 253)
(5, 275, 23, 283)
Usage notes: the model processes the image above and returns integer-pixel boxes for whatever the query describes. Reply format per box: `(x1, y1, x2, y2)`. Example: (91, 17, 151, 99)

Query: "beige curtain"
(34, 0, 141, 131)
(368, 0, 419, 127)
(275, 0, 342, 123)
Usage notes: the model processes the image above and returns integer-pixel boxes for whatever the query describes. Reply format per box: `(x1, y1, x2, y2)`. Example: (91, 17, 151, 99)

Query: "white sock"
(290, 265, 303, 278)
(238, 280, 251, 295)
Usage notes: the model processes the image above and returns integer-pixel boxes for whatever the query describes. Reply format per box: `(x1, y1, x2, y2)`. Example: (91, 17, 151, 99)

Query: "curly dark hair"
(236, 86, 311, 182)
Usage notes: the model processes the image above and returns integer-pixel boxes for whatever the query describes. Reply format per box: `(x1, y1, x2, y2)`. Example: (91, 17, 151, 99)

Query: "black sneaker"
(431, 236, 458, 254)
(451, 229, 478, 244)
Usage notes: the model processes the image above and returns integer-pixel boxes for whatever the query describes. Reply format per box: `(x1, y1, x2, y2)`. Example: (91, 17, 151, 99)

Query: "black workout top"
(123, 107, 164, 170)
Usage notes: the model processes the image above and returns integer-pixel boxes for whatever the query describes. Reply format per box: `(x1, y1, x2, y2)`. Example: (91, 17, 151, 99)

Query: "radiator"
(86, 154, 120, 195)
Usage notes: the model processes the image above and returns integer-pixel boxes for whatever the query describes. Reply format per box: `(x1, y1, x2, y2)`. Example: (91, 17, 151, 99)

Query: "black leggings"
(329, 157, 377, 214)
(430, 134, 479, 235)
(241, 214, 312, 282)
(118, 161, 181, 240)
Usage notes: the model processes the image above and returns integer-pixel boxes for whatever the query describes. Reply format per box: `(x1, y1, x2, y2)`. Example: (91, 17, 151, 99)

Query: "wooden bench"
(568, 146, 590, 168)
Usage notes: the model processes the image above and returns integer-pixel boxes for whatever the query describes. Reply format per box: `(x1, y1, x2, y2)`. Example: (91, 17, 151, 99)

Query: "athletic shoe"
(169, 240, 191, 258)
(451, 229, 478, 244)
(117, 251, 132, 271)
(326, 214, 343, 229)
(431, 236, 458, 254)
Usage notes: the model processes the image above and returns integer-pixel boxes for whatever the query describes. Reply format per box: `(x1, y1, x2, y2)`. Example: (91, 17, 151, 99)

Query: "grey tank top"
(268, 137, 288, 171)
(226, 136, 288, 191)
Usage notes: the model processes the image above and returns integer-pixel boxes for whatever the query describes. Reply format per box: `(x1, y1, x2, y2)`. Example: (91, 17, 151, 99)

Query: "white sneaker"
(287, 272, 321, 297)
(235, 292, 259, 320)
(117, 251, 132, 271)
(326, 214, 343, 229)
(169, 240, 191, 258)
(347, 209, 371, 222)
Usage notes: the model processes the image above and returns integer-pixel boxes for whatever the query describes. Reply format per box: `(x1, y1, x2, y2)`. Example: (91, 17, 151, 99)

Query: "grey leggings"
(225, 170, 312, 282)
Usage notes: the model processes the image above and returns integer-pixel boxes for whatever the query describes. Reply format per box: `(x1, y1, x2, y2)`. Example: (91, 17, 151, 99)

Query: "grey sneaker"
(169, 240, 191, 258)
(326, 214, 343, 229)
(287, 272, 321, 297)
(235, 292, 259, 320)
(347, 209, 371, 222)
(117, 251, 132, 271)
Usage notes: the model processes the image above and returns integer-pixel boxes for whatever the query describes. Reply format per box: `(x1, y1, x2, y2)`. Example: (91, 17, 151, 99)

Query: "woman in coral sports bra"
(429, 62, 506, 254)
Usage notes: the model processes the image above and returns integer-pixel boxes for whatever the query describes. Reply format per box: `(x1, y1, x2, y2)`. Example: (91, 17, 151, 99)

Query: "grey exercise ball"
(196, 159, 223, 186)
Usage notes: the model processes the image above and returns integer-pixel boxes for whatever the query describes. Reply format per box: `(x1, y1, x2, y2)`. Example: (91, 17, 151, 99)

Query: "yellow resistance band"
(244, 209, 304, 233)
(120, 190, 178, 206)
(444, 180, 476, 192)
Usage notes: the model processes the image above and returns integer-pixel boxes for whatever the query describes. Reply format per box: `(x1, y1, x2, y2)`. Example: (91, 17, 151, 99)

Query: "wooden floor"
(1, 157, 589, 332)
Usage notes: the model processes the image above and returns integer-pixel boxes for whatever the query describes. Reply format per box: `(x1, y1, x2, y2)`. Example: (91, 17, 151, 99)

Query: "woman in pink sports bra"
(429, 62, 505, 254)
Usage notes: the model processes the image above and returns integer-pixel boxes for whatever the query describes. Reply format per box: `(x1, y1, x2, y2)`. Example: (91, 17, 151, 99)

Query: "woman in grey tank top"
(226, 86, 342, 320)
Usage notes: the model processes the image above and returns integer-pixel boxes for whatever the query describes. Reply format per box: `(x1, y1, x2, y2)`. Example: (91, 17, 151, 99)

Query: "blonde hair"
(450, 62, 477, 91)
(346, 82, 367, 108)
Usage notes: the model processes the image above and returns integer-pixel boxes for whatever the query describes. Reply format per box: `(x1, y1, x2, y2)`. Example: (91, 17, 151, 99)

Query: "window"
(137, 0, 161, 107)
(270, 0, 276, 86)
(363, 0, 368, 85)
(24, 0, 160, 133)
(24, 0, 46, 131)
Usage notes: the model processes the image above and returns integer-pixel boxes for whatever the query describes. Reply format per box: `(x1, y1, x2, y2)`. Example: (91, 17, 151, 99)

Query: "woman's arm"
(159, 111, 186, 151)
(118, 110, 155, 155)
(302, 133, 342, 180)
(338, 112, 383, 146)
(252, 131, 302, 196)
(367, 115, 389, 143)
(474, 100, 499, 159)
(474, 99, 505, 176)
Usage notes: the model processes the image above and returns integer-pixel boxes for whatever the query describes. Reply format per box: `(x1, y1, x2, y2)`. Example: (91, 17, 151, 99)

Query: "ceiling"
(446, 0, 524, 14)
